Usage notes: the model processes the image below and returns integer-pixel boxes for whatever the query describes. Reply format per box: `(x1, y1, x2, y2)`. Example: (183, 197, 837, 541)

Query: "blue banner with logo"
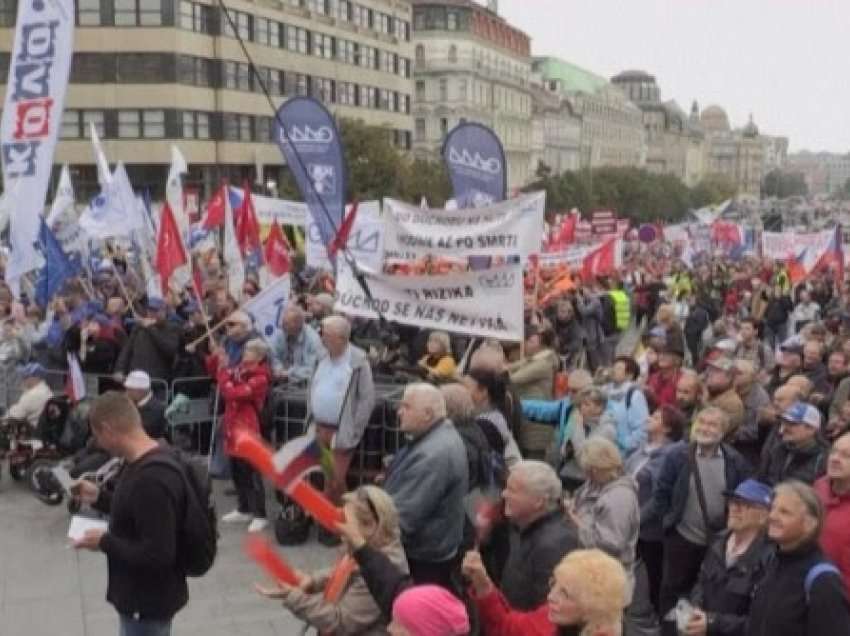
(442, 122, 507, 209)
(273, 97, 346, 259)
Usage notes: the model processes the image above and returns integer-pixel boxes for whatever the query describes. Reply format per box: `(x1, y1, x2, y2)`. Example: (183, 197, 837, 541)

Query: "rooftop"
(533, 56, 609, 95)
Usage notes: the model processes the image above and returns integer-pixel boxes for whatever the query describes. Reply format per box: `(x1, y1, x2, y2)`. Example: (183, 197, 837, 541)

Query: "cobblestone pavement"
(0, 472, 334, 636)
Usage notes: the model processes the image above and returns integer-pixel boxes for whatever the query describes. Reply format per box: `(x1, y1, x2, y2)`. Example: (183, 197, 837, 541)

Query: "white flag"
(90, 122, 112, 187)
(166, 145, 188, 235)
(223, 186, 245, 300)
(112, 163, 145, 233)
(243, 276, 291, 341)
(46, 165, 75, 227)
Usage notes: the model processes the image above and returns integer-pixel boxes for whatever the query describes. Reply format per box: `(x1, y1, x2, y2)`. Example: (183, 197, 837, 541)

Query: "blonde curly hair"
(553, 549, 628, 635)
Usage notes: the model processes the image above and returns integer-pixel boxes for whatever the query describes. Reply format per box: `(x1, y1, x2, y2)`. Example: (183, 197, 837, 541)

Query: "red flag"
(327, 202, 359, 259)
(156, 202, 188, 294)
(235, 180, 262, 256)
(202, 183, 226, 230)
(582, 238, 620, 280)
(263, 221, 291, 277)
(559, 213, 577, 245)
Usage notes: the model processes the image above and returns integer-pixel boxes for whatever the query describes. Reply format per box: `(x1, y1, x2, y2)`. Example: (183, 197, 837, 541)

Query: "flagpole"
(108, 257, 141, 320)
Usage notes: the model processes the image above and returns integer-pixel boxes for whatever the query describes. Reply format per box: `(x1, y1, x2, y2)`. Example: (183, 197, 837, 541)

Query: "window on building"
(415, 118, 426, 141)
(142, 110, 165, 138)
(0, 0, 16, 26)
(179, 1, 212, 32)
(378, 89, 391, 111)
(447, 10, 457, 30)
(414, 10, 425, 31)
(337, 82, 356, 106)
(361, 86, 376, 108)
(415, 45, 424, 63)
(313, 33, 334, 59)
(112, 0, 165, 26)
(458, 79, 467, 102)
(448, 45, 457, 63)
(439, 78, 447, 102)
(177, 55, 212, 86)
(255, 18, 281, 46)
(415, 80, 425, 101)
(116, 53, 169, 83)
(294, 73, 309, 95)
(285, 25, 309, 54)
(71, 53, 111, 82)
(223, 9, 251, 39)
(337, 39, 355, 64)
(255, 116, 272, 142)
(256, 67, 283, 95)
(76, 0, 102, 25)
(118, 110, 142, 138)
(61, 110, 81, 139)
(403, 95, 410, 114)
(312, 77, 334, 103)
(83, 111, 105, 138)
(402, 58, 411, 78)
(114, 0, 136, 25)
(440, 117, 448, 137)
(337, 0, 350, 21)
(138, 0, 163, 25)
(359, 45, 376, 69)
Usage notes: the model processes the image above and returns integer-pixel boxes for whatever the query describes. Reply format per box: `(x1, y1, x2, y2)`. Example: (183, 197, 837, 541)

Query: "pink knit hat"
(392, 585, 470, 636)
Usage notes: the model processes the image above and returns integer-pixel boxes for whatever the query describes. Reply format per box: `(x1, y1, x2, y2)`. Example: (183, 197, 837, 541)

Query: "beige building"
(0, 0, 415, 199)
(762, 134, 789, 172)
(787, 151, 850, 195)
(528, 74, 581, 177)
(533, 56, 645, 170)
(700, 105, 764, 197)
(410, 0, 533, 190)
(610, 70, 705, 187)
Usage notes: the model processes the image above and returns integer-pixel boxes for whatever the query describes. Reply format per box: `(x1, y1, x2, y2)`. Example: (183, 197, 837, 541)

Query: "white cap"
(124, 370, 151, 391)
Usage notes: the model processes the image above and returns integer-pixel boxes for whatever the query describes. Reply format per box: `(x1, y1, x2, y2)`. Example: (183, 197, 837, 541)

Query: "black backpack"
(599, 294, 618, 337)
(142, 448, 218, 577)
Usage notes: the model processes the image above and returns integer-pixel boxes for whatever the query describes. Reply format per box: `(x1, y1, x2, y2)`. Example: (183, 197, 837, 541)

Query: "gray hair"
(510, 460, 563, 512)
(243, 338, 269, 360)
(577, 386, 607, 408)
(440, 383, 474, 424)
(578, 437, 624, 480)
(567, 369, 593, 393)
(322, 314, 351, 341)
(697, 406, 731, 432)
(774, 480, 823, 539)
(404, 383, 447, 421)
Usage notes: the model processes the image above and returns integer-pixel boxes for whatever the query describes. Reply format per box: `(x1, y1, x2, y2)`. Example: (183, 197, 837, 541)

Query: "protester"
(704, 357, 745, 438)
(731, 359, 771, 464)
(464, 367, 522, 467)
(114, 298, 181, 383)
(5, 362, 52, 428)
(605, 355, 650, 456)
(646, 338, 686, 408)
(684, 479, 772, 636)
(676, 369, 704, 426)
(652, 407, 751, 619)
(558, 387, 618, 491)
(389, 586, 470, 636)
(507, 325, 559, 400)
(384, 383, 468, 590)
(789, 289, 821, 335)
(309, 315, 375, 516)
(747, 480, 850, 636)
(71, 392, 190, 636)
(470, 548, 629, 636)
(123, 369, 168, 440)
(758, 401, 829, 486)
(211, 338, 271, 532)
(733, 318, 774, 374)
(814, 432, 850, 594)
(256, 486, 409, 635)
(270, 304, 325, 383)
(417, 330, 457, 383)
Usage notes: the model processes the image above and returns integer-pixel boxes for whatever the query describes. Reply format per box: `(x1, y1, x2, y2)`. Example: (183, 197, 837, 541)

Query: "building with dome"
(533, 57, 645, 170)
(611, 70, 705, 186)
(700, 105, 765, 197)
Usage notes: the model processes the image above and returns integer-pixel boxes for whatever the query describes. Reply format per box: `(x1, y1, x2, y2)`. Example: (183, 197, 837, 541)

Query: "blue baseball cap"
(724, 479, 772, 508)
(780, 401, 822, 430)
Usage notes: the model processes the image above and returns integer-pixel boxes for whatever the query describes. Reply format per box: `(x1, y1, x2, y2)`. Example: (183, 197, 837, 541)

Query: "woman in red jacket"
(209, 337, 271, 533)
(814, 432, 850, 596)
(465, 548, 628, 636)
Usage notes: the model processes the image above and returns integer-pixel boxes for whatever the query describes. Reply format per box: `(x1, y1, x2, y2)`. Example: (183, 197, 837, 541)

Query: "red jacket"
(814, 476, 850, 596)
(645, 369, 682, 409)
(474, 588, 618, 636)
(208, 354, 270, 455)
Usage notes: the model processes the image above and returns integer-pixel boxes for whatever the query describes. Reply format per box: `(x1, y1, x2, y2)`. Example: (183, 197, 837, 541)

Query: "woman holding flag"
(256, 485, 410, 635)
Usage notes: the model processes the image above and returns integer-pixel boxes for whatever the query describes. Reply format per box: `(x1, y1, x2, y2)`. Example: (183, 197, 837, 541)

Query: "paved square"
(0, 473, 335, 636)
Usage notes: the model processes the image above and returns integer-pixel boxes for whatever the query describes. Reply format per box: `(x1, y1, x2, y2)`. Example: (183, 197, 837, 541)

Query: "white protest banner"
(382, 191, 545, 262)
(335, 263, 524, 341)
(305, 201, 382, 271)
(763, 230, 834, 260)
(538, 244, 597, 269)
(1, 0, 75, 284)
(243, 275, 291, 341)
(229, 186, 307, 227)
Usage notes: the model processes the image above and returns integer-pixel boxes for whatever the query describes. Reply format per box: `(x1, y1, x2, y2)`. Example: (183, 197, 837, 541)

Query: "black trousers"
(408, 554, 463, 598)
(230, 457, 267, 518)
(638, 538, 665, 615)
(659, 530, 707, 629)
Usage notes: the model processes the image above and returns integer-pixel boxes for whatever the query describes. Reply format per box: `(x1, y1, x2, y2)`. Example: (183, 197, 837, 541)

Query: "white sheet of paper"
(68, 516, 108, 542)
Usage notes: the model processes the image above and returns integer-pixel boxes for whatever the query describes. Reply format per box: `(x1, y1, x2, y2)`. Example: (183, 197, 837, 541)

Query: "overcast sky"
(495, 0, 848, 154)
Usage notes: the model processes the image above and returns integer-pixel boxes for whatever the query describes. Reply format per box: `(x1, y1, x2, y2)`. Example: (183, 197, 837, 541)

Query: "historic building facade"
(410, 0, 532, 190)
(0, 0, 415, 198)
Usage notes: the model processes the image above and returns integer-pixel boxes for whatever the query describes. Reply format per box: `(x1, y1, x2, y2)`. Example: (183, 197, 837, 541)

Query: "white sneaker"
(221, 510, 252, 523)
(248, 518, 269, 533)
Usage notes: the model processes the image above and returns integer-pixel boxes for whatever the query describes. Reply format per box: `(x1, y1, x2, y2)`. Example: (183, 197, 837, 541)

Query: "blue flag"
(35, 219, 79, 307)
(273, 97, 346, 263)
(442, 122, 507, 209)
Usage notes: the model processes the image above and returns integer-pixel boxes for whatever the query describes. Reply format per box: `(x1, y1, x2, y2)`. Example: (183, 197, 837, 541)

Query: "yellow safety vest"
(609, 290, 631, 331)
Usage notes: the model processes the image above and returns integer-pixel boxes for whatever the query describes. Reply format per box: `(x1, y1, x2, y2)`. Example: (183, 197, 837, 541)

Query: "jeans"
(119, 615, 171, 636)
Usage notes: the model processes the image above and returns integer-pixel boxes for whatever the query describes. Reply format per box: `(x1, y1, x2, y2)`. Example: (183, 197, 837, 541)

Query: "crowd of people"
(5, 249, 850, 636)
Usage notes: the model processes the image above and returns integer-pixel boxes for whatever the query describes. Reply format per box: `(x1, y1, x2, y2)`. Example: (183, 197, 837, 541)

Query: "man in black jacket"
(758, 402, 829, 486)
(475, 460, 579, 611)
(684, 479, 773, 635)
(115, 298, 181, 384)
(747, 480, 850, 636)
(123, 370, 169, 440)
(72, 392, 189, 636)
